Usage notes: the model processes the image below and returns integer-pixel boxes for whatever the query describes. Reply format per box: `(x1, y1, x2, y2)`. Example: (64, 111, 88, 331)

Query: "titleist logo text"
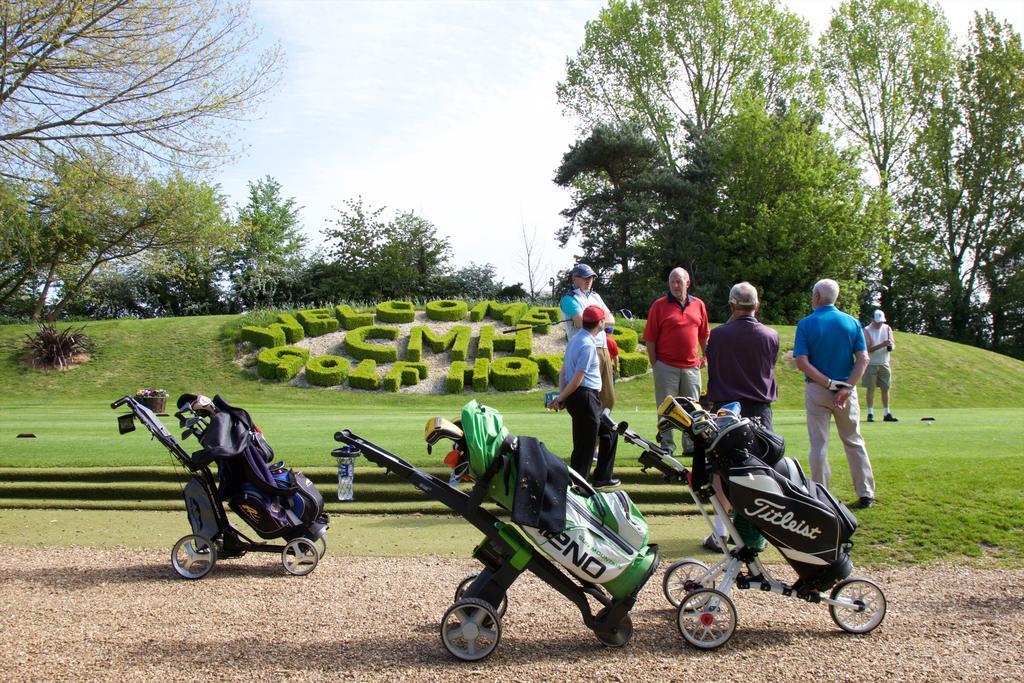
(743, 498, 822, 539)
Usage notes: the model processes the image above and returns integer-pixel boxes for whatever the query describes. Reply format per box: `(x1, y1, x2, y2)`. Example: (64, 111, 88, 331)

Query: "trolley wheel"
(282, 538, 320, 576)
(594, 613, 633, 648)
(677, 588, 737, 650)
(316, 535, 328, 558)
(440, 598, 502, 662)
(171, 534, 216, 580)
(663, 559, 711, 607)
(829, 577, 887, 634)
(454, 574, 508, 618)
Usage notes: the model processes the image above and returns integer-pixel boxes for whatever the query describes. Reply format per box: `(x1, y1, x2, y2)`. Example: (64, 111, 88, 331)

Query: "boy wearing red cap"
(547, 304, 619, 487)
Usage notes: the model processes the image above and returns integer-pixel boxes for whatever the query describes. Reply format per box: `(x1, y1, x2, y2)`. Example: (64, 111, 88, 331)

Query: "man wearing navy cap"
(560, 263, 616, 411)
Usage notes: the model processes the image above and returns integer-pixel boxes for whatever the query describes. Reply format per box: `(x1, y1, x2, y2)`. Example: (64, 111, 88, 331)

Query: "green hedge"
(344, 325, 399, 362)
(477, 325, 495, 358)
(376, 300, 416, 324)
(425, 299, 468, 321)
(256, 346, 309, 381)
(335, 304, 374, 330)
(272, 314, 305, 343)
(469, 301, 528, 324)
(491, 357, 539, 391)
(531, 354, 563, 384)
(472, 357, 490, 392)
(609, 325, 638, 353)
(618, 351, 650, 378)
(241, 325, 285, 349)
(493, 327, 532, 358)
(446, 360, 467, 393)
(408, 325, 470, 362)
(383, 361, 428, 392)
(305, 355, 350, 386)
(348, 359, 381, 390)
(515, 306, 560, 334)
(296, 308, 340, 337)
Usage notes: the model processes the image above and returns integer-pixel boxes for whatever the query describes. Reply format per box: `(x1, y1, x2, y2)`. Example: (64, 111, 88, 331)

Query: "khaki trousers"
(804, 382, 875, 499)
(597, 347, 615, 410)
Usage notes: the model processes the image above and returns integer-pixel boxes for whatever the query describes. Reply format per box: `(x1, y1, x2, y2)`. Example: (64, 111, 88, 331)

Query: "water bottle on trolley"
(333, 445, 358, 501)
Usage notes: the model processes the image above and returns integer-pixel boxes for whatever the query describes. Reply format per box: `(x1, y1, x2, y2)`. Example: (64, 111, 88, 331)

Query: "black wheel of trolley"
(440, 598, 502, 661)
(677, 588, 737, 650)
(281, 538, 320, 576)
(171, 534, 216, 580)
(453, 574, 508, 618)
(829, 577, 887, 634)
(594, 613, 633, 648)
(663, 559, 711, 607)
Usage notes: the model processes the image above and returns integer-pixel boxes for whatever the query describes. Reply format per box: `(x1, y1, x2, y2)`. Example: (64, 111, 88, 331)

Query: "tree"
(554, 124, 689, 311)
(703, 98, 886, 322)
(320, 198, 454, 301)
(818, 0, 953, 313)
(558, 0, 814, 169)
(0, 0, 281, 177)
(23, 155, 229, 320)
(225, 176, 307, 310)
(518, 224, 546, 301)
(899, 12, 1024, 348)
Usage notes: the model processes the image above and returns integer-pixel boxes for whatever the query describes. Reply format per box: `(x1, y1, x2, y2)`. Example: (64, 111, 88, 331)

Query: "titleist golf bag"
(689, 403, 858, 591)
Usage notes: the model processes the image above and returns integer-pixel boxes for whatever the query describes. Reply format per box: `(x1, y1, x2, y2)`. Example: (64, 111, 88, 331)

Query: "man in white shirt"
(862, 309, 897, 422)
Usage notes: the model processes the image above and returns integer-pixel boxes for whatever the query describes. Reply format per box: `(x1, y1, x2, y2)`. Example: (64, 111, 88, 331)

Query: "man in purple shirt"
(706, 281, 779, 430)
(702, 282, 779, 551)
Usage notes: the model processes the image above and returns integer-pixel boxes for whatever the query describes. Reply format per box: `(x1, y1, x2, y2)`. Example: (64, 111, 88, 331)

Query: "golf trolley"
(333, 411, 659, 662)
(111, 394, 328, 579)
(603, 398, 887, 650)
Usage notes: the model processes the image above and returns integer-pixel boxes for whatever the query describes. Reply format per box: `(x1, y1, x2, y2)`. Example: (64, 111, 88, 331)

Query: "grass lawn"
(1, 312, 1023, 566)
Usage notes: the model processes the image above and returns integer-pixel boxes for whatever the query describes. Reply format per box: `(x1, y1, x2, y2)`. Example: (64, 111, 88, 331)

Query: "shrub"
(348, 359, 381, 390)
(516, 306, 560, 334)
(240, 325, 285, 349)
(22, 323, 93, 369)
(469, 300, 528, 324)
(446, 361, 466, 393)
(471, 357, 490, 392)
(493, 326, 532, 358)
(305, 355, 350, 387)
(476, 324, 495, 358)
(376, 300, 416, 323)
(609, 325, 638, 353)
(335, 304, 374, 330)
(273, 314, 305, 344)
(296, 308, 340, 336)
(344, 325, 399, 362)
(257, 346, 309, 381)
(383, 361, 428, 392)
(491, 357, 539, 391)
(425, 299, 468, 321)
(618, 351, 650, 378)
(409, 325, 471, 362)
(531, 354, 563, 384)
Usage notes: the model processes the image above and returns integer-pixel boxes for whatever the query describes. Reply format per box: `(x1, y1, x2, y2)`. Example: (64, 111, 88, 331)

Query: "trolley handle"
(111, 395, 131, 409)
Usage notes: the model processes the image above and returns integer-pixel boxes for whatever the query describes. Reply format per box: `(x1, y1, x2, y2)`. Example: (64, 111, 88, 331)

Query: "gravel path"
(1, 547, 1021, 682)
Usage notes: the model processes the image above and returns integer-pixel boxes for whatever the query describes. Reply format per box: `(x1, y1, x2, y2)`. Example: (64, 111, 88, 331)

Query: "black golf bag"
(699, 412, 858, 591)
(185, 395, 327, 542)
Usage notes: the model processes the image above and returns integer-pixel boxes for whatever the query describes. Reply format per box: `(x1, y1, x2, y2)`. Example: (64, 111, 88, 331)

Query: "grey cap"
(728, 281, 759, 308)
(570, 263, 596, 278)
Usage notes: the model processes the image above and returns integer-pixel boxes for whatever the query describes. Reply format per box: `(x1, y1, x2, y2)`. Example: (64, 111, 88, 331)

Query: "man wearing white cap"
(863, 309, 897, 422)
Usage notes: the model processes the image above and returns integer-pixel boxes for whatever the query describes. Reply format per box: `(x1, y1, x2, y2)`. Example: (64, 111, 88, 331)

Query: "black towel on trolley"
(512, 436, 569, 534)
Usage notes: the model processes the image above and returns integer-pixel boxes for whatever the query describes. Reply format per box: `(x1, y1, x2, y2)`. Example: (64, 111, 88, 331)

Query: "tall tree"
(226, 176, 306, 310)
(558, 0, 814, 169)
(24, 155, 228, 320)
(900, 11, 1024, 347)
(0, 0, 281, 176)
(703, 98, 886, 322)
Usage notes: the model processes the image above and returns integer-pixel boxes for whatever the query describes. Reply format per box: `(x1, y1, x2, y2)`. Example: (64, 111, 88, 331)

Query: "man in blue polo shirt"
(793, 279, 876, 508)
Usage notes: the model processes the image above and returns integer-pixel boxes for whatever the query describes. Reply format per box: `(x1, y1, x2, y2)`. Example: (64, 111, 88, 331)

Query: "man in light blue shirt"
(547, 304, 619, 487)
(560, 263, 616, 410)
(794, 279, 876, 508)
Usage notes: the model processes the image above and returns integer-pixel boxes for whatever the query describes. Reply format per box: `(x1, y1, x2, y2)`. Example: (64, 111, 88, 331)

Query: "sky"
(215, 0, 1024, 290)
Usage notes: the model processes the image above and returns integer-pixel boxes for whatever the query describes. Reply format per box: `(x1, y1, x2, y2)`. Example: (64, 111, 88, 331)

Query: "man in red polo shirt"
(643, 267, 709, 454)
